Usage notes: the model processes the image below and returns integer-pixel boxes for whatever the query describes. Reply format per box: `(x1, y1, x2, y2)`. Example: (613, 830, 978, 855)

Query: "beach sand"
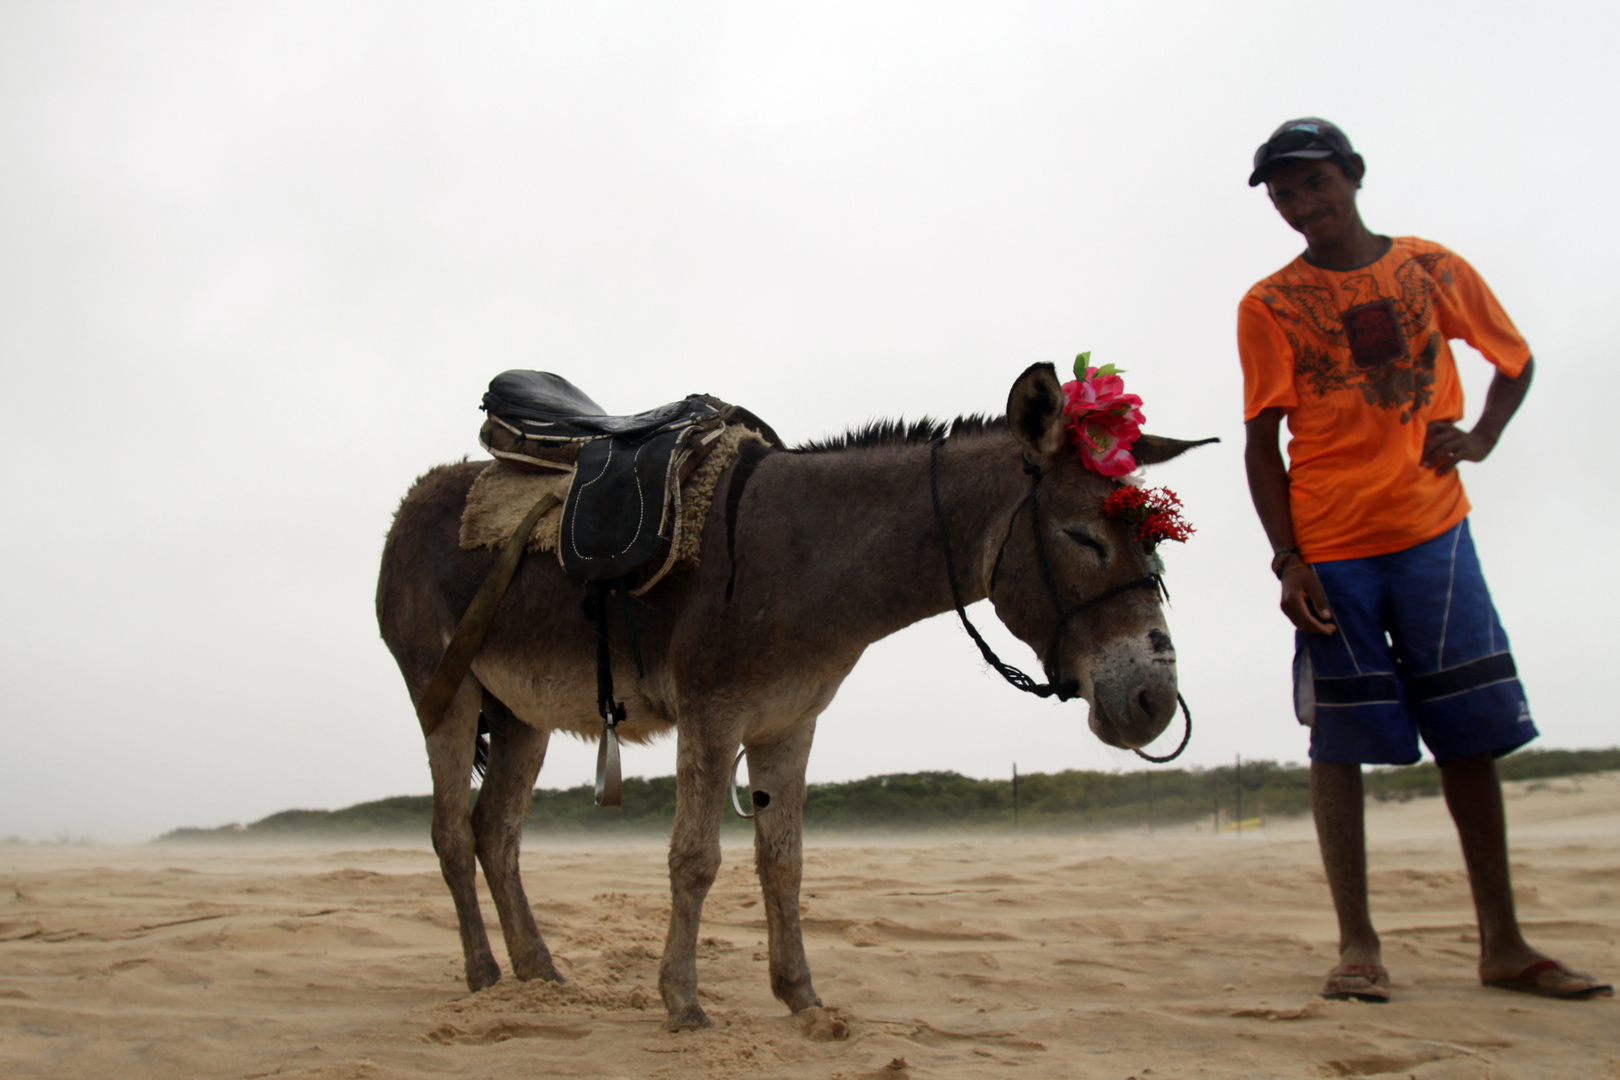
(2, 774, 1616, 1079)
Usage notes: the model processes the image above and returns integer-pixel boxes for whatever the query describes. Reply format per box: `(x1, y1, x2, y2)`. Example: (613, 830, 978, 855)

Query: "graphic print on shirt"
(1286, 327, 1355, 397)
(1262, 252, 1449, 424)
(1342, 298, 1406, 367)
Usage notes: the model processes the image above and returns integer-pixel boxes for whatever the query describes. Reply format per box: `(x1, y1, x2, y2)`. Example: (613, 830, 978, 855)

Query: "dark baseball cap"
(1249, 118, 1355, 187)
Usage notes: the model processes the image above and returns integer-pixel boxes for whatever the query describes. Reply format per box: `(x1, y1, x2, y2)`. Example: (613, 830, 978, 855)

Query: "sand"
(1, 775, 1616, 1080)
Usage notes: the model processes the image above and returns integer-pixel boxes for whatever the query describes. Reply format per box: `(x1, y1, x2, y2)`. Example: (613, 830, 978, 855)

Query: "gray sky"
(3, 2, 1617, 842)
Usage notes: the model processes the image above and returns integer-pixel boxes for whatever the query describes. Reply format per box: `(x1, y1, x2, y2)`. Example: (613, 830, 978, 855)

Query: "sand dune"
(1, 775, 1616, 1079)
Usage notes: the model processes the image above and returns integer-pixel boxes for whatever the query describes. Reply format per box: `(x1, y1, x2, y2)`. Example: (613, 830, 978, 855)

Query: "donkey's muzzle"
(1088, 646, 1178, 750)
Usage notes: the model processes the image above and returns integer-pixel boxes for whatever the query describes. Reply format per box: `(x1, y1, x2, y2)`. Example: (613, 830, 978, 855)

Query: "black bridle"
(928, 436, 1191, 763)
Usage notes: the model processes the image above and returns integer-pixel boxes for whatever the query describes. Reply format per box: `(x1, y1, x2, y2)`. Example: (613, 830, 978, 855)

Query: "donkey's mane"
(793, 413, 1007, 454)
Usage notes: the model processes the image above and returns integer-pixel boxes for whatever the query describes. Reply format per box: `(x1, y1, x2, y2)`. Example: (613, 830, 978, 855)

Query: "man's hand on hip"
(1421, 420, 1494, 475)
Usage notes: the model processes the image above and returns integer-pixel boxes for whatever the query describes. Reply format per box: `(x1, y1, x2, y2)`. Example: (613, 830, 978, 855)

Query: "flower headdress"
(1061, 351, 1145, 478)
(1061, 351, 1195, 553)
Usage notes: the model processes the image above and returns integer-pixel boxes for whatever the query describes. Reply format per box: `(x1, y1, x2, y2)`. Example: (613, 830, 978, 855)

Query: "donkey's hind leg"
(746, 720, 821, 1012)
(427, 676, 502, 992)
(470, 692, 562, 983)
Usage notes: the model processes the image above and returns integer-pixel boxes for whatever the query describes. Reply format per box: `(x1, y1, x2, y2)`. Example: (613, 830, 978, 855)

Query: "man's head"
(1251, 118, 1370, 251)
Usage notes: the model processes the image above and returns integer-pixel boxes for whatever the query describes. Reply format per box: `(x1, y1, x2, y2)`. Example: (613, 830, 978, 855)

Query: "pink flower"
(1063, 377, 1101, 413)
(1060, 365, 1145, 477)
(1072, 414, 1140, 477)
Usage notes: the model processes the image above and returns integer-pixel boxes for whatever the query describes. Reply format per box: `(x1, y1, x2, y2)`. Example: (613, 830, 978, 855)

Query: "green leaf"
(1093, 363, 1125, 379)
(1072, 351, 1092, 379)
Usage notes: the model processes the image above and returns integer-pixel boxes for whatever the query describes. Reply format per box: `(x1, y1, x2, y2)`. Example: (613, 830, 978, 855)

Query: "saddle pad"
(458, 423, 768, 595)
(458, 467, 570, 556)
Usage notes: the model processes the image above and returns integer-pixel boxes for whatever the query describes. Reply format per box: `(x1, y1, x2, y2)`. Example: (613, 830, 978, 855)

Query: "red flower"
(1102, 486, 1194, 551)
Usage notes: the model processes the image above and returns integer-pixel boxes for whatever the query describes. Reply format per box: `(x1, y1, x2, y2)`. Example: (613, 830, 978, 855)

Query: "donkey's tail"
(473, 711, 490, 781)
(474, 688, 525, 782)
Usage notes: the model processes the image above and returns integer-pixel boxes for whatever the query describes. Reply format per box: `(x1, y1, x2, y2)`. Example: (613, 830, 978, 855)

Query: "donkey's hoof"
(662, 1005, 713, 1032)
(515, 964, 566, 985)
(513, 952, 565, 984)
(465, 959, 502, 992)
(795, 1005, 850, 1042)
(774, 978, 822, 1013)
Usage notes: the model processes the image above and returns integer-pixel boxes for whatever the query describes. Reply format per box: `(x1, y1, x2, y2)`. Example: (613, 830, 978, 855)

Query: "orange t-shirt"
(1238, 237, 1530, 563)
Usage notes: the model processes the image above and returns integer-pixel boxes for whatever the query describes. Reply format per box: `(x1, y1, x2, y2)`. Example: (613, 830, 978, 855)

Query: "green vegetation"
(157, 747, 1620, 843)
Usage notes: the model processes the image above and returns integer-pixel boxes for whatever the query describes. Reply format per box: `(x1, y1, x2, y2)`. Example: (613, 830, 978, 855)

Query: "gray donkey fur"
(375, 363, 1208, 1030)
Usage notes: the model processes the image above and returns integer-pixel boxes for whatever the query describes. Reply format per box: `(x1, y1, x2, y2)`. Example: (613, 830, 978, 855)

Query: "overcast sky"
(2, 2, 1617, 842)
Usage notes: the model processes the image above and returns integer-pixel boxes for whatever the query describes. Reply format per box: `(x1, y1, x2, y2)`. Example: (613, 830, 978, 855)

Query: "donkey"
(375, 362, 1208, 1030)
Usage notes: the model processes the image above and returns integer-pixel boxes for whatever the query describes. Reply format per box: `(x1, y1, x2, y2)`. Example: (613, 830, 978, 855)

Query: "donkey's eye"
(1063, 528, 1107, 559)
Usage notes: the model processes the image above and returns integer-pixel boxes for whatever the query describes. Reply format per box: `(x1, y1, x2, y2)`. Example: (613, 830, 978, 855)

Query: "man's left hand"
(1421, 421, 1494, 475)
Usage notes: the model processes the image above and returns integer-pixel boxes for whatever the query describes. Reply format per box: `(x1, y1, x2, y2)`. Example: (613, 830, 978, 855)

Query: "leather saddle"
(479, 370, 778, 583)
(483, 370, 722, 442)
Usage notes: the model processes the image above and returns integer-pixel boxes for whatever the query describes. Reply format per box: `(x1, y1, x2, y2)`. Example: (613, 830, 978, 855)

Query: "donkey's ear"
(1134, 434, 1219, 465)
(1007, 363, 1067, 464)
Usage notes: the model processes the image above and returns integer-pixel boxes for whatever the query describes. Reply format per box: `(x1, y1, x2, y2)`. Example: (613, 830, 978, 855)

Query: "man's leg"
(1311, 761, 1382, 969)
(1299, 552, 1407, 1001)
(1390, 524, 1609, 996)
(1437, 752, 1536, 978)
(1439, 752, 1609, 996)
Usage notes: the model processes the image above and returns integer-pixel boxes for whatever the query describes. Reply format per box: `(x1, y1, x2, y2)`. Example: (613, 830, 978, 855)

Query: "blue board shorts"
(1293, 519, 1537, 765)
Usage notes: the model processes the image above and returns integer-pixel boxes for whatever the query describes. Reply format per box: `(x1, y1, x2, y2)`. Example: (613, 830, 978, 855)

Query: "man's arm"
(1244, 407, 1335, 634)
(1421, 356, 1534, 475)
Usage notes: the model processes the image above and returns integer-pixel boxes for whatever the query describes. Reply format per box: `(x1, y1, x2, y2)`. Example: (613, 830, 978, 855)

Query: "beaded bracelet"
(1270, 548, 1303, 579)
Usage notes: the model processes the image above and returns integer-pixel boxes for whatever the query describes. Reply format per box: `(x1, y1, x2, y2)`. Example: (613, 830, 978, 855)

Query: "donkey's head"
(990, 362, 1211, 750)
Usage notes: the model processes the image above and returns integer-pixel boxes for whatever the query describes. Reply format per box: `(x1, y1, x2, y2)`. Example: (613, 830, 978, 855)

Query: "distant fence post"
(1212, 773, 1219, 835)
(1147, 771, 1154, 837)
(1236, 755, 1242, 840)
(1012, 763, 1020, 832)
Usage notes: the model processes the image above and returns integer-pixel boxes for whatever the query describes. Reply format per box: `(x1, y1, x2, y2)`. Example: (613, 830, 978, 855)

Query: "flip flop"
(1483, 959, 1613, 1001)
(1321, 963, 1390, 1003)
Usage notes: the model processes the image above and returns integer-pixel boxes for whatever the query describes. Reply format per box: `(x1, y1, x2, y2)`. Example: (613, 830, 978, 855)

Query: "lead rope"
(1133, 695, 1192, 763)
(928, 437, 1191, 763)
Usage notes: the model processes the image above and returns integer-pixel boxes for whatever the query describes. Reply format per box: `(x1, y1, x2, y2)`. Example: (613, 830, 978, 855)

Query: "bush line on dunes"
(156, 747, 1620, 843)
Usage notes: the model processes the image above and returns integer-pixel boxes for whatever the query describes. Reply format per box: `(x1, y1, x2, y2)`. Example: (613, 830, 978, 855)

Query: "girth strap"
(583, 576, 643, 807)
(584, 581, 629, 728)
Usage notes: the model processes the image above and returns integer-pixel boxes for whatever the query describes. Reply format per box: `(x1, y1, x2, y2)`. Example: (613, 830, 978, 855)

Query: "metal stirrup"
(729, 748, 755, 820)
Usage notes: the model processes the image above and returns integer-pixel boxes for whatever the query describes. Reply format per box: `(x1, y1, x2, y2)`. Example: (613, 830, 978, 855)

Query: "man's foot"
(1321, 963, 1390, 1003)
(1483, 959, 1613, 1000)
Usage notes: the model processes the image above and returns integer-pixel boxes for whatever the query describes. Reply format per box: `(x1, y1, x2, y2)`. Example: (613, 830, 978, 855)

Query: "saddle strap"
(415, 491, 561, 739)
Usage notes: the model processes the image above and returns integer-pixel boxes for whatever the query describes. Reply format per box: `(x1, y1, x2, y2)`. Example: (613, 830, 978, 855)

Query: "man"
(1238, 118, 1611, 1003)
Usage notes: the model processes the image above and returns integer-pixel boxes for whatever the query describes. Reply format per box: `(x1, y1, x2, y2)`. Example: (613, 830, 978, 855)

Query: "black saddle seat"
(483, 370, 721, 441)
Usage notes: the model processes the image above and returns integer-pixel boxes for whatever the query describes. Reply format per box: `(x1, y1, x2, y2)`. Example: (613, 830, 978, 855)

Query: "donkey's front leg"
(470, 699, 562, 983)
(658, 721, 735, 1030)
(745, 720, 822, 1012)
(426, 678, 502, 991)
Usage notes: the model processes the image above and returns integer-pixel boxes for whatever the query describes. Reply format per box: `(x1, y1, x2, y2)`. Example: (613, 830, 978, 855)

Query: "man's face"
(1264, 159, 1360, 247)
